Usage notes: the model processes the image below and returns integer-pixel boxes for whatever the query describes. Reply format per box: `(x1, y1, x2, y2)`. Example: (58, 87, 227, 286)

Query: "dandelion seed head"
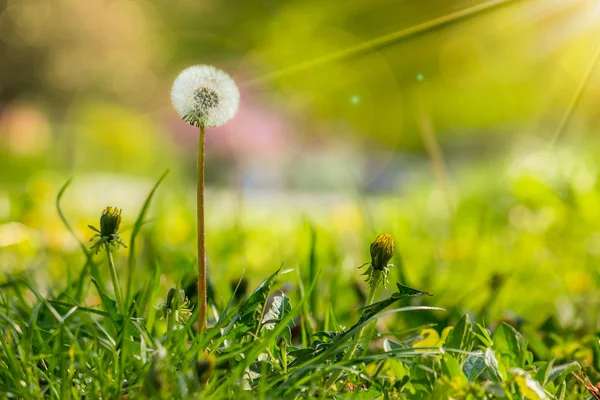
(171, 65, 240, 128)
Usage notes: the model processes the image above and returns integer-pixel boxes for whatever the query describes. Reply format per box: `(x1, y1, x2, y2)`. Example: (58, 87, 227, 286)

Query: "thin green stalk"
(326, 279, 378, 388)
(105, 244, 125, 315)
(166, 310, 175, 344)
(197, 125, 207, 334)
(346, 283, 378, 360)
(125, 170, 169, 307)
(308, 224, 318, 319)
(280, 341, 288, 374)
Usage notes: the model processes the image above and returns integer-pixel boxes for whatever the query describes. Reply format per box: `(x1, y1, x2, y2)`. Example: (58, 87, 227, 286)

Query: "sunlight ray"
(245, 0, 519, 86)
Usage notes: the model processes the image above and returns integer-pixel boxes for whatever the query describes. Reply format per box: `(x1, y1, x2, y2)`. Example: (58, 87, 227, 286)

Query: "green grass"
(2, 146, 600, 399)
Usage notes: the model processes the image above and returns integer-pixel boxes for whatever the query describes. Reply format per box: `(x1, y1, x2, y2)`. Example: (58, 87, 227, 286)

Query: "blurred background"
(2, 0, 600, 336)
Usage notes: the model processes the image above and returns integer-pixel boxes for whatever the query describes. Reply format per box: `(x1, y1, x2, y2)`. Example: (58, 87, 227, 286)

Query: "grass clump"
(0, 175, 597, 399)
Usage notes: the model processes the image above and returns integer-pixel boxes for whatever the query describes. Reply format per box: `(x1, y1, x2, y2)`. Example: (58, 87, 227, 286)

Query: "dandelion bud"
(100, 206, 122, 237)
(171, 65, 240, 128)
(88, 206, 127, 254)
(370, 233, 395, 271)
(158, 288, 192, 324)
(166, 288, 186, 311)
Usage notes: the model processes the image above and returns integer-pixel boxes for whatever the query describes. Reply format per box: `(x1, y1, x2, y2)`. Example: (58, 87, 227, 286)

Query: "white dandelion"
(171, 65, 240, 128)
(170, 64, 240, 335)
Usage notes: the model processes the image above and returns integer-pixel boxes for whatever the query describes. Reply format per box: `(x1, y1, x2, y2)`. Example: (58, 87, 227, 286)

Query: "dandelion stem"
(197, 124, 207, 334)
(105, 243, 125, 315)
(166, 310, 175, 344)
(347, 282, 378, 359)
(326, 275, 379, 389)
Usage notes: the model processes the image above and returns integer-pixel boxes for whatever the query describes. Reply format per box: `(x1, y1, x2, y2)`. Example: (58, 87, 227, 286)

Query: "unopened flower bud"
(166, 288, 186, 311)
(88, 206, 127, 254)
(158, 288, 192, 323)
(370, 233, 395, 271)
(100, 206, 122, 237)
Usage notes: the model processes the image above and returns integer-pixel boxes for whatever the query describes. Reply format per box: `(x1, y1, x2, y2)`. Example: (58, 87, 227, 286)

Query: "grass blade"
(56, 179, 102, 300)
(125, 170, 169, 306)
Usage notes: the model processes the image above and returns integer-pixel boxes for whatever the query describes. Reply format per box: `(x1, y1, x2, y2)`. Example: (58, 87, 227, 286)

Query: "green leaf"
(262, 294, 293, 344)
(462, 348, 502, 383)
(410, 356, 440, 393)
(512, 368, 548, 400)
(288, 348, 314, 360)
(593, 337, 600, 372)
(441, 354, 465, 381)
(534, 360, 554, 386)
(222, 269, 322, 393)
(262, 294, 292, 328)
(546, 361, 580, 385)
(462, 351, 486, 381)
(483, 383, 506, 398)
(556, 380, 567, 400)
(483, 348, 503, 382)
(492, 322, 526, 369)
(92, 278, 119, 323)
(444, 314, 475, 356)
(356, 283, 433, 327)
(312, 331, 340, 340)
(475, 323, 493, 348)
(396, 283, 433, 297)
(224, 267, 284, 340)
(383, 339, 405, 352)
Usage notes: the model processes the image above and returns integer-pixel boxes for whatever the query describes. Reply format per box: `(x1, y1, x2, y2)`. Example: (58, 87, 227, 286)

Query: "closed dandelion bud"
(88, 206, 127, 254)
(360, 233, 395, 290)
(195, 353, 216, 385)
(370, 233, 395, 271)
(166, 288, 186, 311)
(159, 288, 192, 324)
(100, 207, 121, 237)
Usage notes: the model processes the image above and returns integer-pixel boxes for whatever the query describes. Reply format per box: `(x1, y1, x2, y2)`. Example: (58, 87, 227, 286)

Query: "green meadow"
(2, 0, 600, 398)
